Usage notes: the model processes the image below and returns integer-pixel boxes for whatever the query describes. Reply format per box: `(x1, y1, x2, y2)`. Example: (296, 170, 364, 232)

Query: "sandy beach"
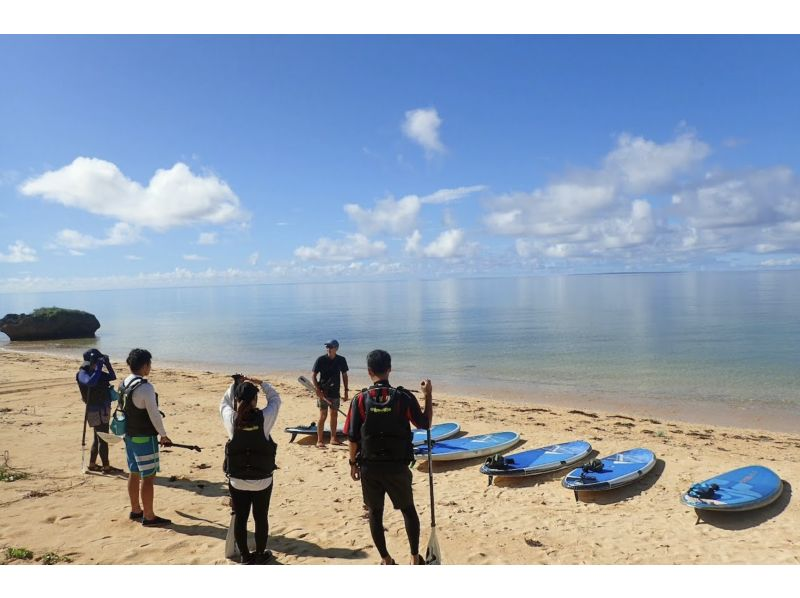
(1, 349, 798, 565)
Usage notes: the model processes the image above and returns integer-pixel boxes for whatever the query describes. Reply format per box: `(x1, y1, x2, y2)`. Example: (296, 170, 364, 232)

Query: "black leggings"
(229, 483, 273, 556)
(368, 505, 421, 559)
(90, 422, 110, 466)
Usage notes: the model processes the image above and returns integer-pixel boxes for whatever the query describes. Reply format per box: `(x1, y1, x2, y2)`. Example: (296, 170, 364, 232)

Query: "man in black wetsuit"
(344, 349, 433, 565)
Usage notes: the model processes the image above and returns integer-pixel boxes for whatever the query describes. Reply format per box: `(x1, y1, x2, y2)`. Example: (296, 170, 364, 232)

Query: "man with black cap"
(311, 339, 349, 448)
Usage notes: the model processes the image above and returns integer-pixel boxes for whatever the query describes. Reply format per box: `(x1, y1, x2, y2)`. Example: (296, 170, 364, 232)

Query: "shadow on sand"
(694, 480, 793, 530)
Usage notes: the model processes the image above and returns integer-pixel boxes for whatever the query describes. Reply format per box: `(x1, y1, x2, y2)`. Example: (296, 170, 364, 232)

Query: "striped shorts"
(124, 436, 160, 478)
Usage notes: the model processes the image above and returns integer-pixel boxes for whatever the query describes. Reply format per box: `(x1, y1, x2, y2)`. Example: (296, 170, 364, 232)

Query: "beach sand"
(1, 350, 798, 565)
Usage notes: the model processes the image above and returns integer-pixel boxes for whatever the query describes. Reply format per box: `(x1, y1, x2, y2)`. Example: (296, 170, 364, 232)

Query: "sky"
(1, 35, 800, 292)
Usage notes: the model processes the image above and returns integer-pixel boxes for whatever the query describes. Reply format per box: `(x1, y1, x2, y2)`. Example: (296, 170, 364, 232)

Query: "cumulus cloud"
(0, 240, 38, 263)
(402, 108, 445, 156)
(55, 222, 142, 251)
(485, 131, 711, 261)
(248, 252, 260, 266)
(761, 256, 800, 267)
(404, 229, 422, 255)
(423, 229, 474, 259)
(294, 233, 387, 262)
(345, 195, 421, 235)
(183, 254, 208, 261)
(197, 232, 218, 245)
(20, 157, 248, 231)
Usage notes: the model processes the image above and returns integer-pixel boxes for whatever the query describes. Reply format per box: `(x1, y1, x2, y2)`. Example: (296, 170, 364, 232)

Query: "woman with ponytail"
(220, 374, 281, 564)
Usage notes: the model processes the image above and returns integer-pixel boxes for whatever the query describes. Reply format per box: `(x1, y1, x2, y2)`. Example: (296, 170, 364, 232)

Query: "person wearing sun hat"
(311, 339, 349, 448)
(76, 348, 122, 474)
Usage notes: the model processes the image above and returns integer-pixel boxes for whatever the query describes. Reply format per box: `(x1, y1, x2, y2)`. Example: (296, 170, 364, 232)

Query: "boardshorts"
(125, 435, 160, 478)
(317, 396, 341, 411)
(360, 467, 414, 511)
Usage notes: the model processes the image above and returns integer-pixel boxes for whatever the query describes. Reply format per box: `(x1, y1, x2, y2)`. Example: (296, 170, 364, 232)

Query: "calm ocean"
(2, 271, 799, 431)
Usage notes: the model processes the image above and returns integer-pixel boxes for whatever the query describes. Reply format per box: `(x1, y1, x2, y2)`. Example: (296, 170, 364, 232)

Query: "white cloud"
(20, 157, 248, 231)
(421, 185, 486, 204)
(294, 233, 387, 262)
(197, 232, 218, 245)
(761, 256, 800, 267)
(402, 107, 445, 156)
(55, 222, 142, 251)
(0, 240, 38, 263)
(603, 132, 710, 194)
(125, 255, 142, 261)
(183, 254, 208, 261)
(345, 195, 421, 235)
(248, 252, 260, 266)
(404, 229, 422, 255)
(423, 228, 473, 259)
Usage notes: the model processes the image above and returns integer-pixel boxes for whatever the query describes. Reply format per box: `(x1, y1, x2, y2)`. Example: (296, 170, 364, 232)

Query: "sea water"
(2, 271, 799, 431)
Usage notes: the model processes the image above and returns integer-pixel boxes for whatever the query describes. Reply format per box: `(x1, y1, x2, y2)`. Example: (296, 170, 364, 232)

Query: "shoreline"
(2, 345, 797, 436)
(2, 349, 799, 565)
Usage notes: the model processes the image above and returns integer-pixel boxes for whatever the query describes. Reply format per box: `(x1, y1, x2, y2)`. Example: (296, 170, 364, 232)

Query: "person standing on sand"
(344, 349, 433, 565)
(119, 348, 173, 527)
(76, 348, 122, 473)
(220, 375, 281, 564)
(311, 339, 349, 448)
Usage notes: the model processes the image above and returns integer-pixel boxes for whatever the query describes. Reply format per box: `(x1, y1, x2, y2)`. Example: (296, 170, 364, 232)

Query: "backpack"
(110, 376, 144, 437)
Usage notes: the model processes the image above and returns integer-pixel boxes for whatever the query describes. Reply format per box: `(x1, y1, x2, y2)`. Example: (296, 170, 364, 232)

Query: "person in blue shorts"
(119, 348, 173, 527)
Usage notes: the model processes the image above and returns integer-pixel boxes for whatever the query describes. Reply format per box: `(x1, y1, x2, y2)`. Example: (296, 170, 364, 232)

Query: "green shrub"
(41, 551, 72, 565)
(5, 547, 34, 560)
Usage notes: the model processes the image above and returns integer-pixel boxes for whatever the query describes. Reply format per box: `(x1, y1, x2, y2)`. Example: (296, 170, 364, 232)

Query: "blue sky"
(1, 35, 799, 291)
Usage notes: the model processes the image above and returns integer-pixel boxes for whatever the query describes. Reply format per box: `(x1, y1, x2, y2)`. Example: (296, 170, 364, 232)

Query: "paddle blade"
(425, 527, 442, 565)
(298, 375, 316, 394)
(225, 512, 239, 560)
(97, 431, 124, 444)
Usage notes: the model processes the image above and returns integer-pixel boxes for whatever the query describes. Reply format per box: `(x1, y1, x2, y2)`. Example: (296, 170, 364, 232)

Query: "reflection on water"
(2, 271, 799, 421)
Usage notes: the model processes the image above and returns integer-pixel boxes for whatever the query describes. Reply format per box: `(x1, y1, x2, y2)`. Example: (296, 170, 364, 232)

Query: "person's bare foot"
(330, 440, 344, 446)
(411, 554, 425, 565)
(316, 442, 326, 448)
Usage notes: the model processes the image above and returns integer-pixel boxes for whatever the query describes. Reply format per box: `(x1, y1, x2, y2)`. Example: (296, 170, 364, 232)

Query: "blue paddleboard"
(480, 440, 592, 480)
(412, 422, 461, 446)
(414, 431, 520, 462)
(681, 465, 783, 512)
(285, 423, 345, 442)
(562, 448, 656, 491)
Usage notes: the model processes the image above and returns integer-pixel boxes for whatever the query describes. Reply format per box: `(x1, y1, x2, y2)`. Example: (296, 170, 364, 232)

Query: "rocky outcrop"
(0, 307, 100, 341)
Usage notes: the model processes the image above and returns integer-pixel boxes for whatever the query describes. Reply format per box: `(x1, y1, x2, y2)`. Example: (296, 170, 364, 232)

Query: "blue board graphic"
(480, 440, 592, 480)
(681, 465, 783, 512)
(414, 431, 520, 462)
(412, 422, 461, 446)
(562, 448, 656, 491)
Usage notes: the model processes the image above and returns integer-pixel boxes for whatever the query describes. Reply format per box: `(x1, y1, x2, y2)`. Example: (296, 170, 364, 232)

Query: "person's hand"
(160, 436, 173, 447)
(316, 387, 324, 400)
(344, 387, 350, 398)
(420, 379, 433, 399)
(350, 462, 361, 481)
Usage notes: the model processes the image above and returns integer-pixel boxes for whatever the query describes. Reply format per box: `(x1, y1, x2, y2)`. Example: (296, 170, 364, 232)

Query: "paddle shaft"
(427, 426, 436, 528)
(169, 442, 202, 452)
(298, 376, 347, 417)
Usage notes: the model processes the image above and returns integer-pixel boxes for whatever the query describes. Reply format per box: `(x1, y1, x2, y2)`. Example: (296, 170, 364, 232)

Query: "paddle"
(95, 432, 201, 452)
(424, 421, 442, 564)
(297, 375, 348, 417)
(80, 400, 90, 474)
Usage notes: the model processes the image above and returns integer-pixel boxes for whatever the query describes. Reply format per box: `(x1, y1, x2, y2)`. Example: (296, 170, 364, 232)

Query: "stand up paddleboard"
(681, 465, 783, 513)
(413, 422, 460, 446)
(414, 432, 520, 462)
(480, 440, 592, 485)
(562, 448, 656, 499)
(285, 423, 346, 443)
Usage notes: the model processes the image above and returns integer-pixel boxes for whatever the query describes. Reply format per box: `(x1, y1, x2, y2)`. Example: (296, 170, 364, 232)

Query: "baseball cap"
(324, 339, 340, 348)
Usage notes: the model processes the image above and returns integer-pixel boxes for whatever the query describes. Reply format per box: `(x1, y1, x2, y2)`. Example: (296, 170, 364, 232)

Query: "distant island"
(0, 307, 100, 341)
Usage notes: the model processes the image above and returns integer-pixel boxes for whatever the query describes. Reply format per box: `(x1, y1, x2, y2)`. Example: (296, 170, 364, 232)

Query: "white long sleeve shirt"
(123, 374, 167, 437)
(220, 381, 281, 491)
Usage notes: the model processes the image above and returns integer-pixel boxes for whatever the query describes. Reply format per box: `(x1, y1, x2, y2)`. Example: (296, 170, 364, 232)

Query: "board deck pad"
(681, 465, 783, 512)
(480, 440, 592, 478)
(562, 448, 656, 491)
(414, 431, 520, 462)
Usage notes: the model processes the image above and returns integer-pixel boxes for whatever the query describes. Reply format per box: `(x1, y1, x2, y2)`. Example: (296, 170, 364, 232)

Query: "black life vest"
(121, 376, 158, 437)
(359, 386, 413, 464)
(224, 410, 277, 480)
(76, 368, 111, 407)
